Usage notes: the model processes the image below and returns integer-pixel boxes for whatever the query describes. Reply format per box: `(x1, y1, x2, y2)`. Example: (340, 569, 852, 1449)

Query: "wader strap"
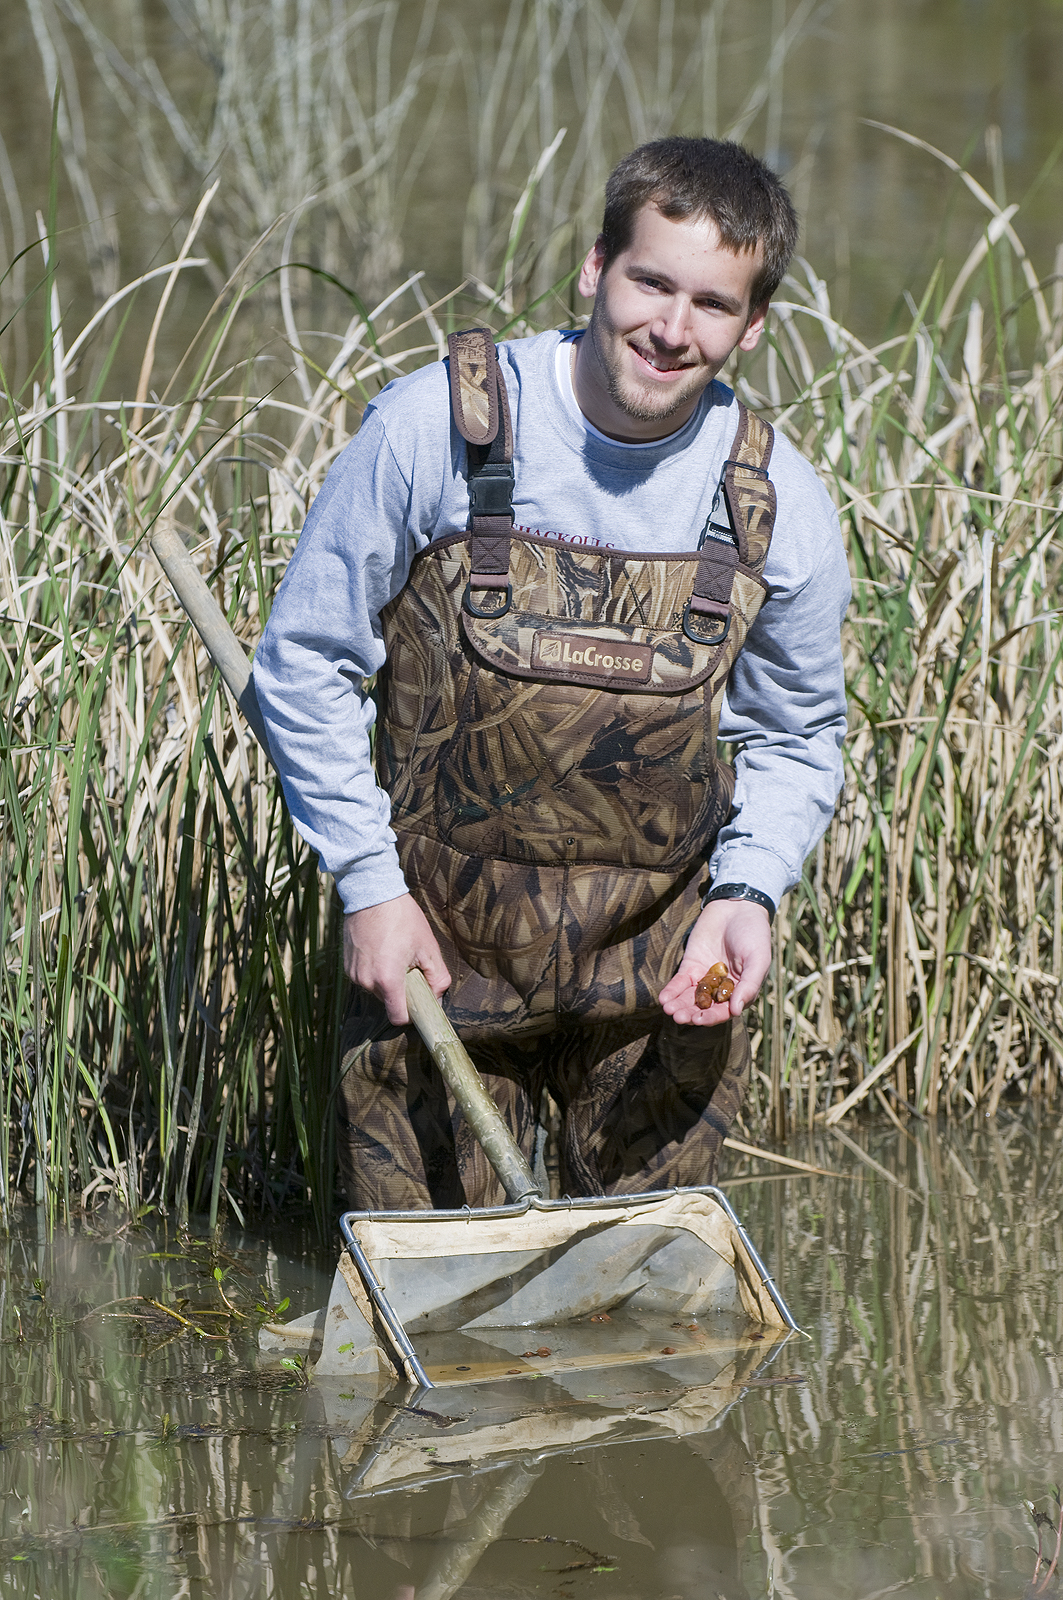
(685, 402, 776, 645)
(448, 329, 514, 614)
(720, 403, 777, 568)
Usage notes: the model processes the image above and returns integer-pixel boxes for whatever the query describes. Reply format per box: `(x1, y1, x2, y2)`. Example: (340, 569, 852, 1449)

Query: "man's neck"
(570, 335, 700, 444)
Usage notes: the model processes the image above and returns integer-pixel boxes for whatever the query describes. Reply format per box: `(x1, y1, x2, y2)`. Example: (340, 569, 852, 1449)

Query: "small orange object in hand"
(694, 962, 735, 1009)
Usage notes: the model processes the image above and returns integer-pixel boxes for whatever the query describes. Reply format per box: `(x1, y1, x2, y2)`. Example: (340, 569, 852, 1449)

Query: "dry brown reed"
(735, 128, 1063, 1133)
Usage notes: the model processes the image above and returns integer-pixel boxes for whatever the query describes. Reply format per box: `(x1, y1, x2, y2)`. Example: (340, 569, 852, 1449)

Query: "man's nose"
(651, 296, 691, 348)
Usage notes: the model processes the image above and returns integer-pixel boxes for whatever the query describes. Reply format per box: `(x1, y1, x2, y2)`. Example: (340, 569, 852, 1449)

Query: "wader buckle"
(682, 596, 730, 646)
(468, 461, 515, 521)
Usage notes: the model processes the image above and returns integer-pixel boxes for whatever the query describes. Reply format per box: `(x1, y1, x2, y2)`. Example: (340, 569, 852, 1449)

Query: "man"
(254, 137, 849, 1210)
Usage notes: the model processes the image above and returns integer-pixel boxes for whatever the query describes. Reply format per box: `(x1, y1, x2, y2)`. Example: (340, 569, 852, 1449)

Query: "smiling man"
(254, 137, 850, 1209)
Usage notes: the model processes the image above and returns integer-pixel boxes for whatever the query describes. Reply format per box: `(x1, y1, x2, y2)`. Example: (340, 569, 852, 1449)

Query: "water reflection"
(3, 1116, 1063, 1595)
(735, 1115, 1063, 1597)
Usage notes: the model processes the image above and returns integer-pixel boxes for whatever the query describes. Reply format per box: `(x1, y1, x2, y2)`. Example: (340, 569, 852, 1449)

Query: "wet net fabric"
(343, 1192, 788, 1332)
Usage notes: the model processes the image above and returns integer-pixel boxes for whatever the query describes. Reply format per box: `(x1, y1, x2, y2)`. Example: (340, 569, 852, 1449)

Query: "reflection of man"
(254, 137, 849, 1209)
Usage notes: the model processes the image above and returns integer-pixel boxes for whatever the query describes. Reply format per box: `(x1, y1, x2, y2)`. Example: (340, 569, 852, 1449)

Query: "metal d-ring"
(681, 597, 730, 646)
(463, 580, 512, 618)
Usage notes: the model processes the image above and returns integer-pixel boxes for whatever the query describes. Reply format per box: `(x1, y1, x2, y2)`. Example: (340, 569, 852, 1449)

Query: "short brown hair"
(600, 137, 798, 305)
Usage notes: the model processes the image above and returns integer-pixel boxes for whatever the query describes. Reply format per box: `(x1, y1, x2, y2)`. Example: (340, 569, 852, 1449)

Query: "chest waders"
(337, 330, 777, 1212)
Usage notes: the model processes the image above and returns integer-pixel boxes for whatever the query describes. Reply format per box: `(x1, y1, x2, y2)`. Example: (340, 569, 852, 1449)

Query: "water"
(1, 0, 1061, 358)
(4, 1113, 1063, 1597)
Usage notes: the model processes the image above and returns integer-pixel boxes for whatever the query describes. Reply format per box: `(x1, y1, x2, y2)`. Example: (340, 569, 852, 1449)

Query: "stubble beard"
(588, 301, 708, 426)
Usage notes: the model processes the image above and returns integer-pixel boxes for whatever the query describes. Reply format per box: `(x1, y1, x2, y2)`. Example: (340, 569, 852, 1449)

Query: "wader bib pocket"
(433, 536, 765, 867)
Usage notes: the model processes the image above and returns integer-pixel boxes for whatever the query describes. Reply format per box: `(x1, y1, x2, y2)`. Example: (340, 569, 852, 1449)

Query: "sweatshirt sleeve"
(709, 491, 851, 907)
(252, 405, 432, 913)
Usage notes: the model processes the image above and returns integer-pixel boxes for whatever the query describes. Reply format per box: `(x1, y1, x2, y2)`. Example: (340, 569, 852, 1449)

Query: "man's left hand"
(659, 900, 772, 1026)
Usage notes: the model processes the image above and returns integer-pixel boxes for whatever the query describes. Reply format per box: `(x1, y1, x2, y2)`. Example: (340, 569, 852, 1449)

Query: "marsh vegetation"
(0, 0, 1061, 1220)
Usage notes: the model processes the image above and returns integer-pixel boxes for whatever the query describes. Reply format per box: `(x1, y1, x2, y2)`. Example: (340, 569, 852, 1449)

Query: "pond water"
(4, 1113, 1063, 1598)
(1, 0, 1061, 362)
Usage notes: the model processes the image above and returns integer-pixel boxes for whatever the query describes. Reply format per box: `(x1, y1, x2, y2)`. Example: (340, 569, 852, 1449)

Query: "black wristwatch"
(701, 882, 776, 924)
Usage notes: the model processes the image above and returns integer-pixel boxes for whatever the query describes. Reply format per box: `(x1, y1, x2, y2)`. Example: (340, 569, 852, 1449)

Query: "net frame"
(339, 1184, 799, 1389)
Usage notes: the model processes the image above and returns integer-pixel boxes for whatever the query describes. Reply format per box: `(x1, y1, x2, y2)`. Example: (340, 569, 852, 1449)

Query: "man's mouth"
(629, 343, 694, 376)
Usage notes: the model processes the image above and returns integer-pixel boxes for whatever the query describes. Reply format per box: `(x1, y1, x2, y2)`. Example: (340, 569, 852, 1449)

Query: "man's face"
(574, 203, 768, 442)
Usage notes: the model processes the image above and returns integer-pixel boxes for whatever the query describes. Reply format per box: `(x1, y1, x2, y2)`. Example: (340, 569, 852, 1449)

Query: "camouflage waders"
(338, 330, 777, 1210)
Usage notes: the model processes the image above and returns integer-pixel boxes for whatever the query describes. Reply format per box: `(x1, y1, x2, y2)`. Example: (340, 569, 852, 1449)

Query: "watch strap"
(701, 882, 777, 924)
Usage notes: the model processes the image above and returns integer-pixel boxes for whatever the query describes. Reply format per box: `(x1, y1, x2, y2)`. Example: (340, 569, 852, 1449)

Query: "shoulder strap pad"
(722, 402, 776, 571)
(685, 401, 776, 646)
(448, 328, 501, 447)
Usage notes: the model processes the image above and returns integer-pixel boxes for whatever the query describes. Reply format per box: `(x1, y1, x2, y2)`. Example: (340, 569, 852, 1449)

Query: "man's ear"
(737, 298, 770, 353)
(577, 235, 607, 300)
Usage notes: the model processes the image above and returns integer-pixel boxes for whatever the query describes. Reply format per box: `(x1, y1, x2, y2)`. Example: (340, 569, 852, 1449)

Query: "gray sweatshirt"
(253, 329, 850, 914)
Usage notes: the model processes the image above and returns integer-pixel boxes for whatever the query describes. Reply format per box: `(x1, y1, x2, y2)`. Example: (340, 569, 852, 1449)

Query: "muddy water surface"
(3, 1115, 1063, 1598)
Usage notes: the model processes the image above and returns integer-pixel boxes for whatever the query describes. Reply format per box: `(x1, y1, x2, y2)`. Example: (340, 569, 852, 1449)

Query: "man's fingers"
(729, 971, 762, 1013)
(660, 966, 732, 1026)
(662, 989, 734, 1027)
(386, 953, 452, 1026)
(658, 969, 695, 1008)
(417, 947, 452, 1000)
(343, 896, 451, 1025)
(382, 991, 410, 1027)
(660, 899, 772, 1026)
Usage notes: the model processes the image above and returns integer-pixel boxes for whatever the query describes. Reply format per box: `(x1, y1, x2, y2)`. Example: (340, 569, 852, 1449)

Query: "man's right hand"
(343, 895, 451, 1026)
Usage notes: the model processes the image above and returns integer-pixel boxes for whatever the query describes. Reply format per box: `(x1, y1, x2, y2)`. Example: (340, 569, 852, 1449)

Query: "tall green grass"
(2, 124, 1061, 1221)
